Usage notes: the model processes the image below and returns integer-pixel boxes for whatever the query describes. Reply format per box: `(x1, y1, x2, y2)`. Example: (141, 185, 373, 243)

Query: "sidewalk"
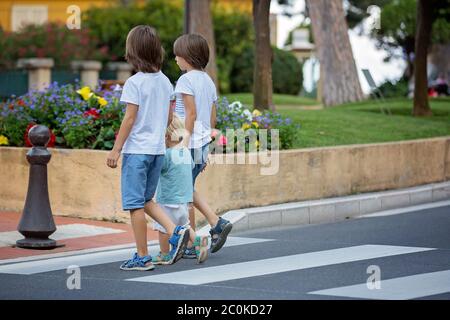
(0, 211, 158, 262)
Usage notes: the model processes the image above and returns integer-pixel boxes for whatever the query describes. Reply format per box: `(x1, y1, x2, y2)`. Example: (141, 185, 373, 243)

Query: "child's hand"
(106, 149, 120, 168)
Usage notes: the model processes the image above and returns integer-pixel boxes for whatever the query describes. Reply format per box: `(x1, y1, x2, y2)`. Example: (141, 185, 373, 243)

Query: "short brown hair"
(173, 34, 210, 69)
(125, 25, 164, 73)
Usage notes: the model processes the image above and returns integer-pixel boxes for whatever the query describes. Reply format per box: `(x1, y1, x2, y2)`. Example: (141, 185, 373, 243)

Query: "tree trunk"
(186, 0, 219, 92)
(412, 0, 433, 116)
(306, 0, 364, 107)
(253, 0, 274, 110)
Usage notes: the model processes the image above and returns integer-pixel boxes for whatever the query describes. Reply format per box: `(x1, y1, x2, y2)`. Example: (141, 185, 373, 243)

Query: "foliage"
(0, 84, 299, 152)
(0, 23, 109, 70)
(372, 0, 450, 62)
(83, 0, 183, 82)
(84, 0, 254, 92)
(374, 78, 409, 99)
(213, 98, 300, 152)
(0, 82, 124, 149)
(231, 46, 303, 95)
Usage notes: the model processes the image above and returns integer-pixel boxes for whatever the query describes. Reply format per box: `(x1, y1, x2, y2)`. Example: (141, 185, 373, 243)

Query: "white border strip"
(358, 200, 450, 218)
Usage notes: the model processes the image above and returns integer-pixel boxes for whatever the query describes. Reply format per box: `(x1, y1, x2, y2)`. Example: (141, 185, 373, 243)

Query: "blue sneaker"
(120, 253, 155, 271)
(183, 247, 197, 259)
(209, 217, 233, 253)
(168, 226, 190, 264)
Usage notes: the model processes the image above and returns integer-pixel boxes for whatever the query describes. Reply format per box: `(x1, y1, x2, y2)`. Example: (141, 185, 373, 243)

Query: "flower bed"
(213, 98, 300, 152)
(0, 82, 124, 149)
(0, 84, 300, 151)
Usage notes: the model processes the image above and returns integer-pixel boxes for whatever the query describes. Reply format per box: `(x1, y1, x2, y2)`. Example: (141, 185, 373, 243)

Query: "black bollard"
(16, 125, 62, 249)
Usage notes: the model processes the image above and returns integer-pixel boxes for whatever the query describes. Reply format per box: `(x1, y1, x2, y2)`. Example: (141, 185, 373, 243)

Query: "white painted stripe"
(126, 245, 435, 285)
(358, 200, 450, 218)
(309, 270, 450, 300)
(0, 237, 273, 275)
(0, 224, 125, 247)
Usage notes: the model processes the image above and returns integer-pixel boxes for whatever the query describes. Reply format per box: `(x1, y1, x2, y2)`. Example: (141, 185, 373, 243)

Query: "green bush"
(230, 46, 303, 95)
(83, 0, 254, 91)
(83, 0, 183, 82)
(375, 78, 409, 98)
(0, 23, 109, 70)
(212, 7, 254, 93)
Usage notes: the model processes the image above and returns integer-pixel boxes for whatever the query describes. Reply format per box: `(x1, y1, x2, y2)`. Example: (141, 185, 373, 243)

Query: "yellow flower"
(0, 135, 9, 146)
(76, 86, 93, 101)
(255, 140, 260, 149)
(252, 121, 259, 128)
(242, 123, 251, 130)
(97, 97, 108, 107)
(252, 109, 262, 117)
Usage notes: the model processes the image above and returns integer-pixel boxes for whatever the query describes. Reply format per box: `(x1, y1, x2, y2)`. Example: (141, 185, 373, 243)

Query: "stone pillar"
(17, 58, 54, 91)
(71, 60, 102, 89)
(107, 62, 133, 82)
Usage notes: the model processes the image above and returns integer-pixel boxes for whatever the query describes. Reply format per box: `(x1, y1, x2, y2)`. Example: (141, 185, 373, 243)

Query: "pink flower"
(218, 135, 228, 146)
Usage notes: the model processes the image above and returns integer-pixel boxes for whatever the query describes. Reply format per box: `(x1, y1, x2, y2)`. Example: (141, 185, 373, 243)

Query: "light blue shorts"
(121, 154, 164, 211)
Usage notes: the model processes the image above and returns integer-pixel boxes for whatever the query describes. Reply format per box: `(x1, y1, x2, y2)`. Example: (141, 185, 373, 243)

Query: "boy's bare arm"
(106, 103, 138, 168)
(167, 102, 174, 127)
(183, 94, 196, 147)
(210, 103, 217, 129)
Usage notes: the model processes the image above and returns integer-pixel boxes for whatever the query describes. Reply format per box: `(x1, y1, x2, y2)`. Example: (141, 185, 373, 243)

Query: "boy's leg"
(193, 191, 219, 227)
(152, 231, 172, 265)
(190, 145, 232, 253)
(130, 208, 149, 257)
(182, 205, 208, 264)
(159, 231, 170, 255)
(119, 154, 154, 271)
(144, 200, 189, 264)
(189, 204, 196, 231)
(144, 201, 176, 235)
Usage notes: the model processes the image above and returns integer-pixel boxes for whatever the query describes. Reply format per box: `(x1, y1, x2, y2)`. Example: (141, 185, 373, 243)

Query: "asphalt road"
(0, 203, 449, 300)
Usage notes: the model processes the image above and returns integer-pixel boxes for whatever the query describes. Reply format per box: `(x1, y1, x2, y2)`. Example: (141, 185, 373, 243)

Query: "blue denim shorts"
(190, 143, 210, 187)
(121, 154, 164, 211)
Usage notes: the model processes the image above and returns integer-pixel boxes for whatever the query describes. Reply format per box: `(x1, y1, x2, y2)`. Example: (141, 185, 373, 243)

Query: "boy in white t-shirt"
(173, 33, 233, 256)
(106, 25, 189, 271)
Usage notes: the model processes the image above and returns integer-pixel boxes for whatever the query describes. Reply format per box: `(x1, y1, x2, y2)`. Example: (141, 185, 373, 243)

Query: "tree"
(253, 0, 274, 110)
(412, 0, 449, 116)
(185, 0, 219, 90)
(369, 0, 450, 82)
(306, 0, 364, 107)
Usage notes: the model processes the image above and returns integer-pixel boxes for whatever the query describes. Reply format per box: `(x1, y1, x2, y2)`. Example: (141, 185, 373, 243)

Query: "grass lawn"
(223, 92, 319, 106)
(275, 97, 450, 149)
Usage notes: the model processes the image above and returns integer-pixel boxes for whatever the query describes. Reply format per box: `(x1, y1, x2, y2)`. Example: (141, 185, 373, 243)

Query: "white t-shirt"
(120, 71, 173, 155)
(174, 70, 217, 149)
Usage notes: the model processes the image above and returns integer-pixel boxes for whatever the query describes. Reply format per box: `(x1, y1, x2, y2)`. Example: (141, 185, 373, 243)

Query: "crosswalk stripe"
(0, 236, 272, 275)
(126, 245, 435, 285)
(309, 270, 450, 300)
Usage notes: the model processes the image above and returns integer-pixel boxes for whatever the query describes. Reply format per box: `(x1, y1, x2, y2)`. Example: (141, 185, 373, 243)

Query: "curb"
(198, 181, 450, 235)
